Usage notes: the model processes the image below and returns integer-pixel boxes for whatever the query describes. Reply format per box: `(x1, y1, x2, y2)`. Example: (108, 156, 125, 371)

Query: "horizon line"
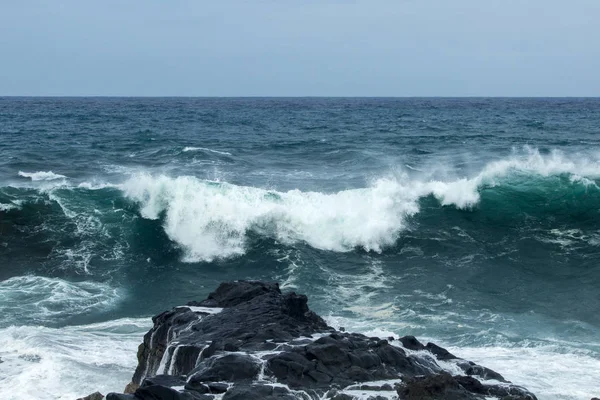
(1, 95, 599, 99)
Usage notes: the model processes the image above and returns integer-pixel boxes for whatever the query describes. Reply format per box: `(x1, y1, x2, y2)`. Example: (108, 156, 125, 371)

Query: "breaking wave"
(123, 149, 600, 262)
(4, 149, 600, 263)
(123, 174, 417, 261)
(18, 171, 67, 181)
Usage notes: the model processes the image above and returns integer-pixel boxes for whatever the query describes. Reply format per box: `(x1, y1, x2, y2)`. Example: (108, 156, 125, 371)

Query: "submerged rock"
(102, 280, 537, 400)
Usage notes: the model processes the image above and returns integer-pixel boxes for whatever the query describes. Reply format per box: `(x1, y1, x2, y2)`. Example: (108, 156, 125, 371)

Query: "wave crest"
(123, 149, 600, 262)
(18, 171, 67, 181)
(123, 174, 419, 261)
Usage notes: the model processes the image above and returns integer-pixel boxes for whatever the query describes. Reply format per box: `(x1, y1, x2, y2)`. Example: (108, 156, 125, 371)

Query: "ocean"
(0, 97, 598, 400)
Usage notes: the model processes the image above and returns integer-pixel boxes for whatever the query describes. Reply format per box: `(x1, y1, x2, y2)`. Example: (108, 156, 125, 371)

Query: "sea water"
(1, 98, 599, 399)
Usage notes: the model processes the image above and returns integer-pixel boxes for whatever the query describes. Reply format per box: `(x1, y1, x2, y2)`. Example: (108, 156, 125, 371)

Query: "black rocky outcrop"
(99, 280, 537, 400)
(397, 372, 537, 400)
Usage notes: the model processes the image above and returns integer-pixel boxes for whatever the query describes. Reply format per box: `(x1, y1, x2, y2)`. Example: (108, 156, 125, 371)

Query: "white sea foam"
(0, 276, 120, 325)
(337, 383, 399, 400)
(326, 313, 600, 400)
(446, 345, 600, 400)
(18, 171, 67, 181)
(177, 306, 224, 314)
(182, 146, 232, 156)
(122, 149, 600, 262)
(324, 259, 400, 320)
(0, 318, 150, 400)
(407, 147, 600, 208)
(123, 174, 419, 261)
(273, 248, 304, 290)
(77, 181, 120, 190)
(0, 203, 19, 211)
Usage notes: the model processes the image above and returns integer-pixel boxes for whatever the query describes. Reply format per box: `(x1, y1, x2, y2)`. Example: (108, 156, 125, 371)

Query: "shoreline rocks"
(76, 392, 104, 400)
(93, 281, 538, 400)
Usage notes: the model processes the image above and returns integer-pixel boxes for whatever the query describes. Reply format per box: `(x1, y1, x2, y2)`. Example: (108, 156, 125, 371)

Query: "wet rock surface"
(77, 392, 104, 400)
(102, 281, 537, 400)
(397, 372, 536, 400)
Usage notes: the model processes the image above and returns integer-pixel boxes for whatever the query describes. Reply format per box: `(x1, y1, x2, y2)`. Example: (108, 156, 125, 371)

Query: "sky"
(0, 0, 599, 96)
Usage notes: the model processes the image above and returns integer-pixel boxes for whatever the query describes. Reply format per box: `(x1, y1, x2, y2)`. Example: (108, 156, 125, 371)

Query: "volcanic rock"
(101, 280, 537, 400)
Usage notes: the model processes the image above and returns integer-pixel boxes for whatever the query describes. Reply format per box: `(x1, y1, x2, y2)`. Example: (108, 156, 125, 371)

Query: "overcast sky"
(1, 1, 598, 96)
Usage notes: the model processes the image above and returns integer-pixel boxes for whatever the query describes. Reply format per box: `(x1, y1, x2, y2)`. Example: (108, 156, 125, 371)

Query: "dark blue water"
(1, 98, 599, 399)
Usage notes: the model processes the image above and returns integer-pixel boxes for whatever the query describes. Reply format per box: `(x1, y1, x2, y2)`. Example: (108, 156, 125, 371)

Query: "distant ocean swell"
(2, 148, 600, 264)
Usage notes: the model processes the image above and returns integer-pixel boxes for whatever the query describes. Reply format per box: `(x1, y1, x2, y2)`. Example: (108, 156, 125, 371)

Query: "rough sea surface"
(0, 97, 599, 400)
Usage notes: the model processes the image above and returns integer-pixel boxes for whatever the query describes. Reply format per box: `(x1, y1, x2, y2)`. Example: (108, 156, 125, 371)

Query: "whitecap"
(121, 148, 600, 262)
(77, 181, 119, 190)
(182, 146, 232, 156)
(0, 203, 19, 212)
(18, 171, 67, 181)
(123, 174, 419, 261)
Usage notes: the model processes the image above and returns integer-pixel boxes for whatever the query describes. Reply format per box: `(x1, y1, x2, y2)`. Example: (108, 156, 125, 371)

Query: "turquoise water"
(1, 98, 599, 399)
